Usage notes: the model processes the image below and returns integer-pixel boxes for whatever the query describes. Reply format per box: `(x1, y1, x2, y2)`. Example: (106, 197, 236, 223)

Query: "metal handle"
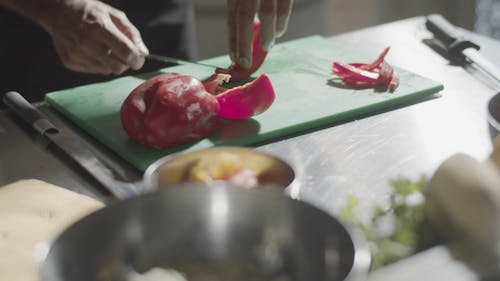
(425, 14, 480, 57)
(425, 14, 461, 47)
(2, 91, 58, 136)
(2, 91, 142, 200)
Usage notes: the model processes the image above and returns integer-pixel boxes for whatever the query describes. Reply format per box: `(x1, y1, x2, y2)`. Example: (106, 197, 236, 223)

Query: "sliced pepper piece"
(360, 47, 390, 71)
(203, 73, 276, 120)
(333, 62, 379, 83)
(332, 47, 399, 91)
(389, 71, 400, 91)
(216, 21, 268, 82)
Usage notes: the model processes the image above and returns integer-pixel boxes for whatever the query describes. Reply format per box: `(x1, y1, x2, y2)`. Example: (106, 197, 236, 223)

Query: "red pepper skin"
(120, 73, 220, 149)
(121, 72, 276, 148)
(376, 61, 394, 84)
(389, 71, 399, 91)
(216, 21, 268, 82)
(333, 62, 379, 83)
(214, 74, 275, 120)
(332, 47, 399, 91)
(360, 47, 390, 71)
(202, 73, 231, 94)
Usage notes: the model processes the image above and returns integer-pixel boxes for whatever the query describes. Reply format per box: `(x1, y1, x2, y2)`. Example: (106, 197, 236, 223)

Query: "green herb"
(338, 176, 439, 269)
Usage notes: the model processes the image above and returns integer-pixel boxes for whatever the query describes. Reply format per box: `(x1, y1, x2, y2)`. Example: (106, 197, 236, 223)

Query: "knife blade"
(2, 91, 142, 201)
(425, 14, 500, 87)
(146, 54, 219, 69)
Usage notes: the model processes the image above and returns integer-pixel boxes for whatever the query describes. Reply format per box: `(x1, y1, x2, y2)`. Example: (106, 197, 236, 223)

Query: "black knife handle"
(2, 91, 58, 136)
(425, 14, 462, 46)
(425, 14, 480, 56)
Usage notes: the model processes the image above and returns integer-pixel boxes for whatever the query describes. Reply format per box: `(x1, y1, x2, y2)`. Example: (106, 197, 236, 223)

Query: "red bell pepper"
(121, 72, 276, 148)
(120, 73, 220, 148)
(121, 19, 276, 149)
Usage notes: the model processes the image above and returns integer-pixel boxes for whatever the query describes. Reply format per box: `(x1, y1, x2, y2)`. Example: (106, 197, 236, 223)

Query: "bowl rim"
(40, 185, 371, 281)
(488, 92, 500, 135)
(142, 146, 301, 198)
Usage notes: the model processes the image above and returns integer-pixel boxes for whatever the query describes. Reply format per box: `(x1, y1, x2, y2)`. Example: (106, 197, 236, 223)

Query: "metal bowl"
(488, 92, 500, 141)
(40, 184, 370, 281)
(143, 146, 300, 198)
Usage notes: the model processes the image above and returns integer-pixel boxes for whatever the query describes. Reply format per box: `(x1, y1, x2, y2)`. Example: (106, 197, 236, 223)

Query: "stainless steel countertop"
(1, 16, 498, 280)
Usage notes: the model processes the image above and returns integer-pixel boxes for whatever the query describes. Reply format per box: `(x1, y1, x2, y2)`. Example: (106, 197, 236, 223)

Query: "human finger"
(229, 0, 259, 68)
(109, 9, 149, 56)
(276, 0, 292, 37)
(258, 0, 277, 51)
(99, 48, 129, 74)
(61, 51, 112, 74)
(227, 0, 238, 64)
(69, 42, 129, 75)
(52, 38, 111, 74)
(69, 35, 129, 75)
(95, 16, 145, 70)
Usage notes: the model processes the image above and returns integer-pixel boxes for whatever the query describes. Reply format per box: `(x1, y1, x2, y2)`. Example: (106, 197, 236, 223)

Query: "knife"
(146, 54, 220, 69)
(425, 14, 500, 86)
(2, 91, 142, 201)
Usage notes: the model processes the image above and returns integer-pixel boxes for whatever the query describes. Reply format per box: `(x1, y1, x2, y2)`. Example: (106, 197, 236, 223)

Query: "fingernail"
(126, 53, 144, 70)
(138, 41, 149, 56)
(126, 53, 136, 65)
(238, 57, 251, 69)
(134, 56, 145, 70)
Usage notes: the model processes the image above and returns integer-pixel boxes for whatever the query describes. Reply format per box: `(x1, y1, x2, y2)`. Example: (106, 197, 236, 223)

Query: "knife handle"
(425, 14, 462, 46)
(2, 91, 58, 136)
(425, 14, 480, 56)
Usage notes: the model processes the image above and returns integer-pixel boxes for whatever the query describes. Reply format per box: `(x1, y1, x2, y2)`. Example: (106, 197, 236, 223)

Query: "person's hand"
(227, 0, 292, 69)
(42, 0, 149, 75)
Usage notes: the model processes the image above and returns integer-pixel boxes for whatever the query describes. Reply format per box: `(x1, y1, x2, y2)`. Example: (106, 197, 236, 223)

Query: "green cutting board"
(45, 36, 443, 171)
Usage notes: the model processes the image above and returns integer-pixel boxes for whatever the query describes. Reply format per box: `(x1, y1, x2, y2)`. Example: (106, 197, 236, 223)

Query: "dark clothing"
(0, 0, 196, 102)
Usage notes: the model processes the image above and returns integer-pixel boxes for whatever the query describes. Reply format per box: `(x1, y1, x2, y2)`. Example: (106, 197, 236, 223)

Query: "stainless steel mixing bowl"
(40, 184, 370, 281)
(488, 92, 500, 141)
(143, 146, 300, 198)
